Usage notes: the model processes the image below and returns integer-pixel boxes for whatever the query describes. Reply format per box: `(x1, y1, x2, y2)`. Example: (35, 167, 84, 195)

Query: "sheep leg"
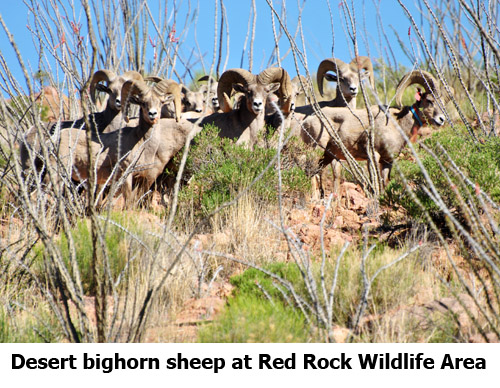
(311, 174, 325, 201)
(132, 176, 156, 207)
(121, 174, 134, 209)
(380, 162, 392, 187)
(313, 148, 335, 199)
(331, 159, 342, 194)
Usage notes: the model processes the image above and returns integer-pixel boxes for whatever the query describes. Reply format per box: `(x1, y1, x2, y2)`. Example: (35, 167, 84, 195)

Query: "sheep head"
(152, 79, 182, 122)
(290, 75, 308, 111)
(233, 82, 280, 115)
(317, 57, 372, 100)
(199, 84, 220, 111)
(180, 84, 205, 113)
(349, 56, 375, 89)
(198, 75, 219, 111)
(145, 77, 183, 122)
(217, 69, 257, 113)
(90, 69, 143, 111)
(121, 79, 179, 125)
(257, 67, 293, 114)
(394, 70, 448, 127)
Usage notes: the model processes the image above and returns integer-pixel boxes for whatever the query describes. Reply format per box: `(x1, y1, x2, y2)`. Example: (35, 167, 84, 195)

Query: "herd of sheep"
(19, 57, 451, 207)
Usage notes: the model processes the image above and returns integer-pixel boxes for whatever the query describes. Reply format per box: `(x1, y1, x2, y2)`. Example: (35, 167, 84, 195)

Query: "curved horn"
(198, 75, 217, 83)
(217, 69, 256, 112)
(121, 79, 150, 106)
(121, 70, 144, 82)
(350, 56, 375, 89)
(316, 58, 349, 97)
(394, 70, 439, 107)
(152, 79, 182, 122)
(144, 76, 164, 83)
(257, 67, 293, 113)
(89, 69, 116, 103)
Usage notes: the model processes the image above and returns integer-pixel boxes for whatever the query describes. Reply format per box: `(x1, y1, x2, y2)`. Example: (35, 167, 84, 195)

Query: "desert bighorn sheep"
(180, 84, 206, 114)
(89, 69, 145, 133)
(265, 74, 308, 134)
(20, 69, 144, 178)
(198, 75, 220, 112)
(147, 76, 209, 119)
(42, 78, 183, 206)
(291, 56, 375, 121)
(316, 56, 374, 109)
(301, 70, 449, 194)
(194, 67, 292, 147)
(276, 57, 374, 138)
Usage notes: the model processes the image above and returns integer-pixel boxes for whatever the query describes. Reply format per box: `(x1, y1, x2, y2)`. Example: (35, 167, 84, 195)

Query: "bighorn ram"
(301, 70, 449, 194)
(20, 70, 143, 175)
(42, 78, 185, 206)
(31, 69, 143, 133)
(89, 69, 145, 133)
(195, 67, 292, 147)
(265, 74, 308, 134)
(292, 56, 374, 120)
(147, 76, 209, 119)
(316, 56, 374, 109)
(279, 57, 374, 138)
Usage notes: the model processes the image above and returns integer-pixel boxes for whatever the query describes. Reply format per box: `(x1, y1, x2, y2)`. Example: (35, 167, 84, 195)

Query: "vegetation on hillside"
(0, 0, 499, 343)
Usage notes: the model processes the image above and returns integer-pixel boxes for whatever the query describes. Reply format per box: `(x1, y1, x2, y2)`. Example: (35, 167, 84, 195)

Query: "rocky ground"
(156, 181, 495, 343)
(3, 177, 494, 343)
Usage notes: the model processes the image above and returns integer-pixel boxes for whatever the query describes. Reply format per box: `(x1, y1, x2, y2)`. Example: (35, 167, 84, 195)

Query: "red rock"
(333, 215, 344, 229)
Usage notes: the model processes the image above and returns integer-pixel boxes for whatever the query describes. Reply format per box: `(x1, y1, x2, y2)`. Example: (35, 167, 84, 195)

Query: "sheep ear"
(266, 82, 280, 93)
(415, 87, 423, 101)
(96, 84, 111, 94)
(324, 73, 338, 82)
(232, 83, 247, 94)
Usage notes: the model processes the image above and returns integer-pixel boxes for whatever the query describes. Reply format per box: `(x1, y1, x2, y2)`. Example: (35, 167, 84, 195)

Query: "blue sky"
(0, 1, 425, 92)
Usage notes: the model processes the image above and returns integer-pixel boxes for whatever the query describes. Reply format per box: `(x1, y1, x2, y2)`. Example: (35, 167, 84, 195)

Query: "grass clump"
(229, 262, 305, 300)
(198, 262, 310, 342)
(198, 295, 309, 342)
(199, 242, 448, 343)
(0, 304, 62, 342)
(32, 212, 139, 295)
(0, 276, 63, 343)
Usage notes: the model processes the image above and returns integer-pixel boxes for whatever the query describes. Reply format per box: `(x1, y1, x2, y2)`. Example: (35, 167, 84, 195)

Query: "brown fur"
(301, 90, 446, 192)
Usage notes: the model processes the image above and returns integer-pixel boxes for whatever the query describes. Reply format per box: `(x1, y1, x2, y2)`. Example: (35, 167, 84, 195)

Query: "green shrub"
(198, 262, 310, 342)
(176, 125, 313, 216)
(200, 243, 432, 342)
(198, 294, 309, 342)
(33, 213, 137, 294)
(382, 125, 500, 221)
(229, 262, 306, 300)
